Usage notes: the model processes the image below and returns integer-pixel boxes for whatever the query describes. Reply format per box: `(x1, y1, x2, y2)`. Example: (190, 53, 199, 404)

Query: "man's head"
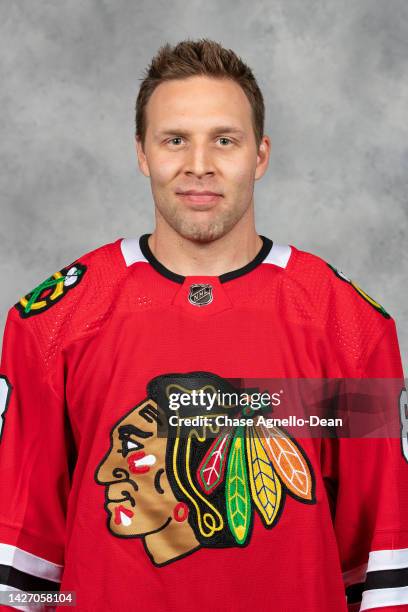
(135, 38, 270, 243)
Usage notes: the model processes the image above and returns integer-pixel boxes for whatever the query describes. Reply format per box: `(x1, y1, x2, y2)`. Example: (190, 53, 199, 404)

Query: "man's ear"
(254, 135, 271, 181)
(135, 135, 150, 177)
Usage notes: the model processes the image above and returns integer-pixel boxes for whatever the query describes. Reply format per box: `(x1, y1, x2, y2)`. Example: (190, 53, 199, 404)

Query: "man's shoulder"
(6, 237, 129, 346)
(284, 243, 391, 320)
(283, 243, 394, 370)
(13, 238, 123, 313)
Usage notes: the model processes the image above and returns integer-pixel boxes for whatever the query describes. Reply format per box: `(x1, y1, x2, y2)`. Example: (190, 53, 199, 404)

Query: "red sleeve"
(323, 318, 408, 611)
(0, 307, 74, 610)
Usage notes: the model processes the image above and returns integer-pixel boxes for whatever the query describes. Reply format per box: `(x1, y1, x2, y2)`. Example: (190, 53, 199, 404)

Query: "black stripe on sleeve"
(0, 563, 60, 592)
(345, 582, 364, 605)
(345, 567, 408, 605)
(364, 567, 408, 590)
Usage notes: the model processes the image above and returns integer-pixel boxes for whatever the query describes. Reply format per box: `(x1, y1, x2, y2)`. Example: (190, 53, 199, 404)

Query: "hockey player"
(0, 38, 407, 612)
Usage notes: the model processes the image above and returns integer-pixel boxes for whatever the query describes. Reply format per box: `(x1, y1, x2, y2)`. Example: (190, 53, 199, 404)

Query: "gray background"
(1, 1, 407, 370)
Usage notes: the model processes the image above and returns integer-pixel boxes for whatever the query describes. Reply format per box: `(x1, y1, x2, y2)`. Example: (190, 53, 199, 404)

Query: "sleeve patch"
(15, 262, 87, 318)
(0, 375, 12, 442)
(326, 263, 390, 319)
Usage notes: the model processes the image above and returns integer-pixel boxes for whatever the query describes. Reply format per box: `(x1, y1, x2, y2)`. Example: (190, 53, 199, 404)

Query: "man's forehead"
(146, 78, 252, 127)
(152, 123, 247, 138)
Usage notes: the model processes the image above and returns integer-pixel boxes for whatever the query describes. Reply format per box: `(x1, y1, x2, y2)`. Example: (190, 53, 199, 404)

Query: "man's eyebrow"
(155, 126, 245, 138)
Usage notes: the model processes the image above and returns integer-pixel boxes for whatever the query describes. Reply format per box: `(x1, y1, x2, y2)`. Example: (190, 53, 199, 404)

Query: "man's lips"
(176, 191, 223, 205)
(177, 190, 222, 195)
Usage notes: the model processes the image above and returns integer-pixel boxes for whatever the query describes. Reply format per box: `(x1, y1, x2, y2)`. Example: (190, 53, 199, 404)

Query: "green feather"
(225, 426, 252, 544)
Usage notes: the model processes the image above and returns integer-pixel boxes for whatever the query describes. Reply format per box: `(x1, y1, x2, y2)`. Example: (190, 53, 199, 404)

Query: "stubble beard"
(154, 194, 249, 243)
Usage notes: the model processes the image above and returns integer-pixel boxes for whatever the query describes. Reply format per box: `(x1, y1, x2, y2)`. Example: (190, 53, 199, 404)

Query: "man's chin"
(174, 218, 232, 243)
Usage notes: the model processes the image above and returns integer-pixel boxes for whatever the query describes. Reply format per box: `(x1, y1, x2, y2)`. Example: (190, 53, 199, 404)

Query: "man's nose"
(184, 145, 215, 178)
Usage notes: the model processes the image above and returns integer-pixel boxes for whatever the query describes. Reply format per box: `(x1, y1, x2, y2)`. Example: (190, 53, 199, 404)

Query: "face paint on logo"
(95, 373, 316, 567)
(15, 263, 87, 318)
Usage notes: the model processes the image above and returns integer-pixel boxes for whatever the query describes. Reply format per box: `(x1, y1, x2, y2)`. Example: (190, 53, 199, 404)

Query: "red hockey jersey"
(0, 234, 407, 611)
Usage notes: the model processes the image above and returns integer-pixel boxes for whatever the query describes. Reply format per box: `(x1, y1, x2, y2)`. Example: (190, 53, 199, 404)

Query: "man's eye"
(168, 137, 183, 145)
(218, 137, 233, 146)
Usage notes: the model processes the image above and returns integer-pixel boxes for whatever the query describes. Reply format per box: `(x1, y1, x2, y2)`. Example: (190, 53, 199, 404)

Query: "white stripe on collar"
(120, 237, 291, 270)
(120, 238, 147, 267)
(262, 243, 292, 269)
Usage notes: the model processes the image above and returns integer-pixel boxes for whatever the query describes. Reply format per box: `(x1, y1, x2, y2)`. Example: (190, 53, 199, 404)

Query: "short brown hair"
(135, 38, 265, 150)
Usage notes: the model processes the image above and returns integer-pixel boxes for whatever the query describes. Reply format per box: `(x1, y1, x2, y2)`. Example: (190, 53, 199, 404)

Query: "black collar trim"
(139, 234, 273, 284)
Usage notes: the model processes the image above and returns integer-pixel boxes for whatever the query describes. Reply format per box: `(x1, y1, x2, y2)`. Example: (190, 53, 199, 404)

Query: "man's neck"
(147, 221, 263, 278)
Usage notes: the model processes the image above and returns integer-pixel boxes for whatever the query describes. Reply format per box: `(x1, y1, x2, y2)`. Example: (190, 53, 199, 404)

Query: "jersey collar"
(138, 233, 273, 284)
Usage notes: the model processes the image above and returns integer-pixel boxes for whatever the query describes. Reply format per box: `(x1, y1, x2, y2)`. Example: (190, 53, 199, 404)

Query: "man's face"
(136, 76, 270, 242)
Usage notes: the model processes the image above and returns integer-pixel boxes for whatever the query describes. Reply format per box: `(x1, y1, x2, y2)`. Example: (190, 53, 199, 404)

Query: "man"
(0, 38, 407, 611)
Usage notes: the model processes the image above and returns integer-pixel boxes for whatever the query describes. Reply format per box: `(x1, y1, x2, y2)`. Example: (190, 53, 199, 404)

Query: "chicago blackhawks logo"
(15, 263, 86, 318)
(95, 372, 316, 567)
(327, 263, 390, 319)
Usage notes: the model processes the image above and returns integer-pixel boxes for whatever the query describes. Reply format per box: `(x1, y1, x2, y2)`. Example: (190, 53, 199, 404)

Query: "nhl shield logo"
(188, 284, 213, 306)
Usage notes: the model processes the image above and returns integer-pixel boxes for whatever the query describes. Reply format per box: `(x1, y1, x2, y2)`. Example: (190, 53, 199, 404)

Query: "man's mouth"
(176, 190, 223, 206)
